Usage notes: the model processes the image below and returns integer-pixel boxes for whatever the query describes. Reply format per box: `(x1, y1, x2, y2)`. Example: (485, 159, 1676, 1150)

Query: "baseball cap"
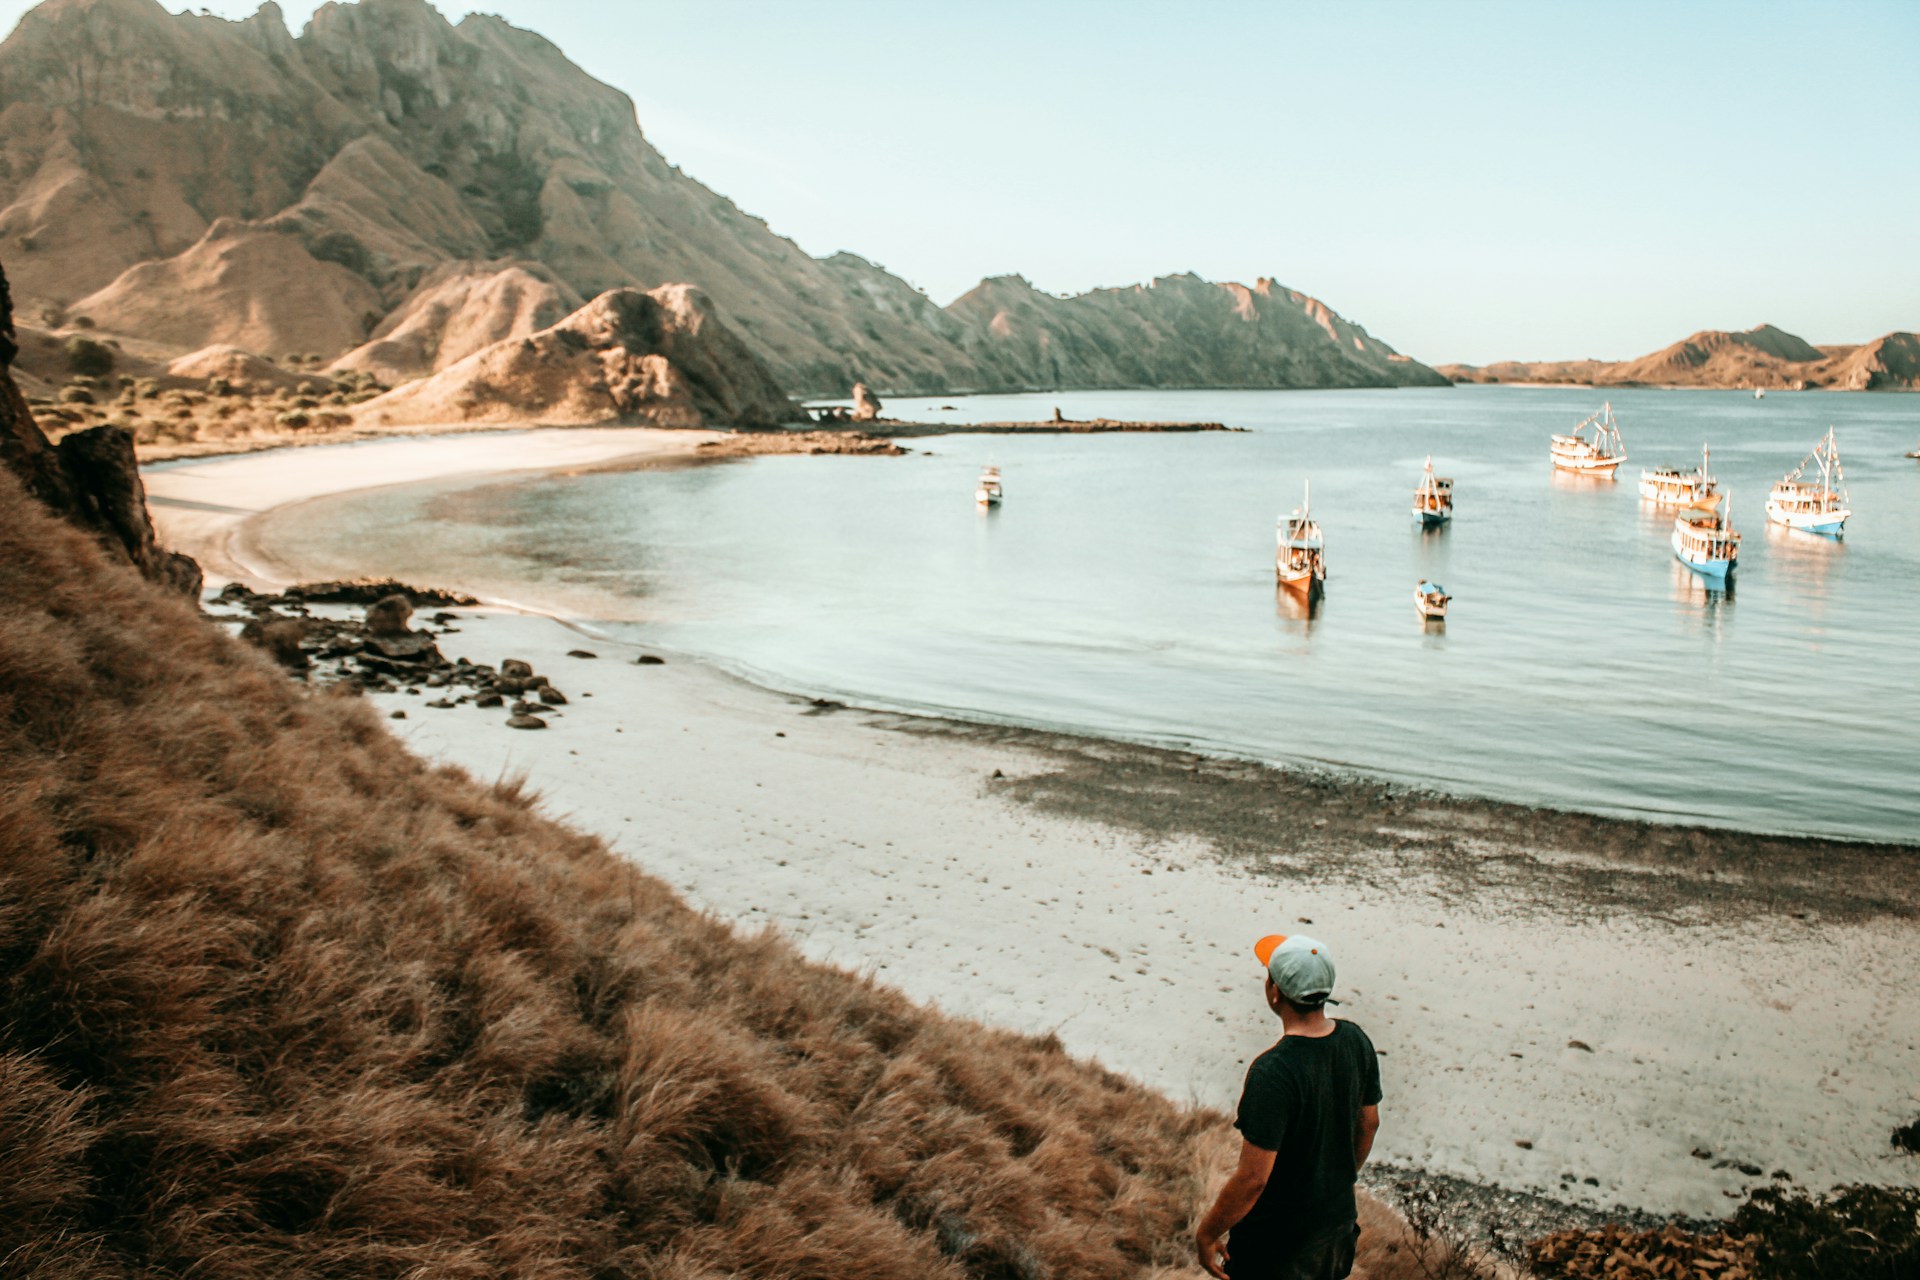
(1254, 934, 1338, 1005)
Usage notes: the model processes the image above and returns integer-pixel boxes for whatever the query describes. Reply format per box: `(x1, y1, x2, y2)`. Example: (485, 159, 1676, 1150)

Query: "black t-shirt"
(1230, 1020, 1383, 1248)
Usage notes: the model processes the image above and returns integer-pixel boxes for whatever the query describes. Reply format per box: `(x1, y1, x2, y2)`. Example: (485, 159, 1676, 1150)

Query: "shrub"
(57, 385, 95, 405)
(275, 410, 312, 429)
(64, 336, 115, 378)
(1728, 1184, 1920, 1279)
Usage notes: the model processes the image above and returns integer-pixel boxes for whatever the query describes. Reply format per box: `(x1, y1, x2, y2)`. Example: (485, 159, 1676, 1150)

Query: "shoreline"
(149, 429, 1920, 1229)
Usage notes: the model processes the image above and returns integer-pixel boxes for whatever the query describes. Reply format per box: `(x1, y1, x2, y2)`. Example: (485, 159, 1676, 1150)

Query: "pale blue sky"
(5, 1, 1916, 363)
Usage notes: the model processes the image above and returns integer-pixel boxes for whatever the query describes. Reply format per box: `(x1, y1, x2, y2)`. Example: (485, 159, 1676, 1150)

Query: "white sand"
(148, 433, 1920, 1221)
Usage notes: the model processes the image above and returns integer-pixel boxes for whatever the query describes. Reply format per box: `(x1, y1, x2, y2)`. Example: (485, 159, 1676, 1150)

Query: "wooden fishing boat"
(1639, 444, 1718, 506)
(1551, 402, 1628, 477)
(1412, 455, 1454, 527)
(1673, 490, 1741, 579)
(1766, 428, 1849, 535)
(975, 465, 1003, 506)
(1415, 580, 1450, 620)
(1276, 481, 1325, 598)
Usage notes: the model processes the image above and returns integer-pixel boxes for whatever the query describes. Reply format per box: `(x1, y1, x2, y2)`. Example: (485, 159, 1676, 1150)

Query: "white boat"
(1754, 388, 1766, 400)
(1639, 444, 1718, 506)
(1672, 490, 1741, 579)
(1412, 455, 1454, 527)
(1551, 402, 1628, 477)
(1766, 428, 1849, 536)
(1276, 481, 1326, 598)
(1415, 580, 1450, 620)
(975, 465, 1003, 506)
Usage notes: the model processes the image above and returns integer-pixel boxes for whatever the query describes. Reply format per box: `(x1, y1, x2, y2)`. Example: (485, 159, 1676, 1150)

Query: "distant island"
(1439, 324, 1920, 392)
(0, 0, 1443, 402)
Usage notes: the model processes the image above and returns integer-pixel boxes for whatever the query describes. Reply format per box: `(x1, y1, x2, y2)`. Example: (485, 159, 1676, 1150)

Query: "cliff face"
(0, 257, 201, 595)
(0, 0, 1444, 396)
(1439, 324, 1920, 392)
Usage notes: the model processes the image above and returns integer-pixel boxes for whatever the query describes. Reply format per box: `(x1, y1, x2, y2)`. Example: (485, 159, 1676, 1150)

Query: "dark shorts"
(1225, 1221, 1359, 1280)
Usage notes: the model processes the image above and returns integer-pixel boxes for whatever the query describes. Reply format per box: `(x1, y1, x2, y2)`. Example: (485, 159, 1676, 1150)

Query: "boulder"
(851, 382, 883, 422)
(365, 594, 414, 636)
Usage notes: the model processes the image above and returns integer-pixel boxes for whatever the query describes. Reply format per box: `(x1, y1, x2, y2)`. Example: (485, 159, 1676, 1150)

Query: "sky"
(4, 0, 1916, 364)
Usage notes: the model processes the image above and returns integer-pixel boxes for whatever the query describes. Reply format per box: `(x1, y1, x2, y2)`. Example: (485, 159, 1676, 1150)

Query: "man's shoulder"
(1334, 1019, 1376, 1048)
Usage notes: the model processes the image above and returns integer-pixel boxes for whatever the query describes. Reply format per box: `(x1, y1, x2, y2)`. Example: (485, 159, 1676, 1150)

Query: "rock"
(567, 649, 597, 659)
(474, 692, 504, 708)
(364, 632, 439, 662)
(635, 655, 665, 666)
(425, 698, 454, 709)
(506, 714, 547, 730)
(534, 687, 568, 706)
(501, 659, 534, 679)
(239, 616, 310, 670)
(364, 594, 413, 636)
(851, 382, 882, 422)
(431, 612, 461, 624)
(389, 709, 407, 720)
(1691, 1148, 1713, 1160)
(1566, 1040, 1593, 1052)
(1514, 1140, 1533, 1150)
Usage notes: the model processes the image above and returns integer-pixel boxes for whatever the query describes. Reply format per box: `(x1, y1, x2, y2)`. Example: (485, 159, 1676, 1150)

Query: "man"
(1195, 934, 1382, 1280)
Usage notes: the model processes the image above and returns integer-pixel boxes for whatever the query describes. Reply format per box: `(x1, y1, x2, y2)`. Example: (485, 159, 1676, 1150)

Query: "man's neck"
(1279, 1006, 1336, 1038)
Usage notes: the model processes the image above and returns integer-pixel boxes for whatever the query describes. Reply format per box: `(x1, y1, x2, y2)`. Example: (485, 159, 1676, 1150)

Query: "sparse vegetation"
(1730, 1184, 1920, 1280)
(63, 334, 116, 377)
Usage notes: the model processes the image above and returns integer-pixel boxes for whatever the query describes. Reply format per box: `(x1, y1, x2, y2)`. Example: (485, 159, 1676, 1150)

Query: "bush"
(275, 410, 312, 429)
(57, 385, 95, 405)
(1730, 1184, 1920, 1279)
(64, 336, 115, 378)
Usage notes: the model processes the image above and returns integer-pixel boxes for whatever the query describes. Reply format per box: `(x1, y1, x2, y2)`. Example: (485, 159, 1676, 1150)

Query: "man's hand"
(1194, 1139, 1276, 1277)
(1194, 1223, 1230, 1279)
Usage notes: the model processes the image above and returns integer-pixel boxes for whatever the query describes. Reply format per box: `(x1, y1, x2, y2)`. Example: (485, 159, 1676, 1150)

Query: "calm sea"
(250, 387, 1920, 843)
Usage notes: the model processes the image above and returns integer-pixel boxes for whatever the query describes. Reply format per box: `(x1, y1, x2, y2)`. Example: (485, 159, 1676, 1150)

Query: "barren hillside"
(1439, 324, 1920, 391)
(0, 0, 1445, 395)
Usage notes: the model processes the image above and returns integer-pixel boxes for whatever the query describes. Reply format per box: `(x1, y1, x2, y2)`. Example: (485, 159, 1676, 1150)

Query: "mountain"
(1438, 324, 1920, 392)
(0, 0, 1445, 396)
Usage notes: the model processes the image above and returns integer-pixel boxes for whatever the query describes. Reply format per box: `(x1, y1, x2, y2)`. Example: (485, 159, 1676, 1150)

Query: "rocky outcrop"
(357, 285, 797, 428)
(850, 383, 883, 421)
(0, 0, 1444, 396)
(0, 258, 201, 597)
(1440, 324, 1920, 392)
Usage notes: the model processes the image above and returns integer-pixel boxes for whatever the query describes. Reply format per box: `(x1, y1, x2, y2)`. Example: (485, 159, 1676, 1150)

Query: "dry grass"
(0, 467, 1226, 1277)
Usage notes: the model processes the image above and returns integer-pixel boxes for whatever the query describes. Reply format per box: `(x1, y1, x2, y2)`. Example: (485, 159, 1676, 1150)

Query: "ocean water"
(251, 386, 1920, 843)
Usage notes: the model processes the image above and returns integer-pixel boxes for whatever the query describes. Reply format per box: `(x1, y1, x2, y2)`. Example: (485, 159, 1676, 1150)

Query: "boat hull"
(1671, 529, 1735, 578)
(1765, 502, 1846, 535)
(1413, 508, 1450, 527)
(1278, 569, 1324, 599)
(1554, 458, 1622, 477)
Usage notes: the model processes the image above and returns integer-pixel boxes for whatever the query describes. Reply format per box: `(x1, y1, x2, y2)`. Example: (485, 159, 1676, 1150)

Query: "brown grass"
(0, 466, 1475, 1279)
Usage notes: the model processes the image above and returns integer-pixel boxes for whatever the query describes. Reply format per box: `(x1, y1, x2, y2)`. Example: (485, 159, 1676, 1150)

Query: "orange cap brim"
(1254, 934, 1288, 968)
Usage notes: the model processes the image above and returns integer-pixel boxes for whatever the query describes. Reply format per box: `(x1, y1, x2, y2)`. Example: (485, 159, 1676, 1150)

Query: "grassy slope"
(0, 467, 1222, 1279)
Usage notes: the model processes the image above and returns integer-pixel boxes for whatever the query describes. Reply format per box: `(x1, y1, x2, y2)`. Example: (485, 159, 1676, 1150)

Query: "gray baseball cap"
(1254, 934, 1337, 1003)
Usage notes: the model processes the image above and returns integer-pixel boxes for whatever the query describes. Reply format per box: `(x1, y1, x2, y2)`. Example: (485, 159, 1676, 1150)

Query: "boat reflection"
(1275, 583, 1321, 632)
(1763, 519, 1843, 614)
(1670, 560, 1733, 636)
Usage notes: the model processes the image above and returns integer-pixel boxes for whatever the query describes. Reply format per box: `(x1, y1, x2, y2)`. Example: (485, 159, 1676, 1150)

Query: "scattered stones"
(506, 714, 547, 730)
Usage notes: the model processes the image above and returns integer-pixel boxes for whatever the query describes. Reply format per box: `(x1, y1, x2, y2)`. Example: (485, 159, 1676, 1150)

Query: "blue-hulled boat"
(1766, 428, 1849, 536)
(1673, 490, 1741, 578)
(1413, 455, 1453, 527)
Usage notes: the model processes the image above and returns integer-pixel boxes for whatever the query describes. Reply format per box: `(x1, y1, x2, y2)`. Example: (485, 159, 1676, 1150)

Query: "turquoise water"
(251, 387, 1920, 842)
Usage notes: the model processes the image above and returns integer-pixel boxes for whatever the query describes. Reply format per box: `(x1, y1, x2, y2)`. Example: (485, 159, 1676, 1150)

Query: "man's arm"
(1355, 1104, 1380, 1172)
(1194, 1139, 1277, 1280)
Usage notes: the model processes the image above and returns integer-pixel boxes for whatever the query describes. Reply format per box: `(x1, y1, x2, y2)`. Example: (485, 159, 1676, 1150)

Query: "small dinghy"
(1415, 580, 1450, 620)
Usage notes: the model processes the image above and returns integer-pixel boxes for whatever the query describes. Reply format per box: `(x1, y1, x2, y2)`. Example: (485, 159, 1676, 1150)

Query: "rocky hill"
(0, 0, 1444, 396)
(1439, 324, 1920, 391)
(358, 284, 796, 428)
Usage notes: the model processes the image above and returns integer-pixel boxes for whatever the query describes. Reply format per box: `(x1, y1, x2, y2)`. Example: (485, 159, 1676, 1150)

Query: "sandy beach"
(146, 429, 1920, 1227)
